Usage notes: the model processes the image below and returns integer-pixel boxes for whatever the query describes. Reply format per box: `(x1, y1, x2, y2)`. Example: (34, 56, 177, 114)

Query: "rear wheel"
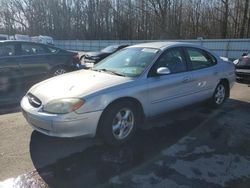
(211, 82, 228, 107)
(98, 101, 139, 146)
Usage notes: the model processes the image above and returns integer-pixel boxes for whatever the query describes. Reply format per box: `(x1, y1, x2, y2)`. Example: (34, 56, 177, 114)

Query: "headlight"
(43, 98, 84, 114)
(233, 59, 239, 65)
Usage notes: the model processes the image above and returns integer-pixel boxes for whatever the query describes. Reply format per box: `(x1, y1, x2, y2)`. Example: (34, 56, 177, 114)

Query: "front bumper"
(236, 73, 250, 81)
(235, 69, 250, 81)
(81, 58, 98, 68)
(21, 96, 103, 138)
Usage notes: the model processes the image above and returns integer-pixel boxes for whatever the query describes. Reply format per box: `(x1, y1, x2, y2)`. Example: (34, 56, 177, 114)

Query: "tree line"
(0, 0, 249, 40)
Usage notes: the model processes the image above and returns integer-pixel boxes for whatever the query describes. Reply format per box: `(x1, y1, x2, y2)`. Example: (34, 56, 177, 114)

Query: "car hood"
(29, 70, 132, 104)
(236, 56, 250, 67)
(220, 56, 229, 62)
(85, 51, 108, 58)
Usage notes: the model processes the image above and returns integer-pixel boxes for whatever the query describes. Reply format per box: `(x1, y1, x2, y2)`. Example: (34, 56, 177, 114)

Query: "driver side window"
(149, 48, 187, 77)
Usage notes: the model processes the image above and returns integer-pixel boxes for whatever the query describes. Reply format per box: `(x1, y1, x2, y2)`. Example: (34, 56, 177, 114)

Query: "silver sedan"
(21, 42, 235, 145)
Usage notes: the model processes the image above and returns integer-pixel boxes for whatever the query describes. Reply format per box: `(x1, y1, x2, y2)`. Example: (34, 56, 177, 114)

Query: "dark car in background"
(81, 44, 129, 67)
(234, 53, 250, 82)
(0, 40, 81, 104)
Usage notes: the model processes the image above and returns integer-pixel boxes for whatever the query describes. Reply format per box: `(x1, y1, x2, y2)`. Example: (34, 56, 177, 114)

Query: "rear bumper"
(21, 96, 103, 138)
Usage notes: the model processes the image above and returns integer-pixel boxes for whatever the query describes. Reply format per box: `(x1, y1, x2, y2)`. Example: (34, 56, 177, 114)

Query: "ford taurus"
(21, 42, 235, 145)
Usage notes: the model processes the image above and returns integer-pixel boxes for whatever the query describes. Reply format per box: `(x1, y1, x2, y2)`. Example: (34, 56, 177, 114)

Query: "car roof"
(0, 40, 60, 49)
(0, 40, 53, 46)
(128, 41, 199, 50)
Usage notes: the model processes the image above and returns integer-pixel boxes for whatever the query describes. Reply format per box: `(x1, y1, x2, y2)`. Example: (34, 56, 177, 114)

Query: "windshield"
(101, 45, 117, 53)
(93, 47, 159, 77)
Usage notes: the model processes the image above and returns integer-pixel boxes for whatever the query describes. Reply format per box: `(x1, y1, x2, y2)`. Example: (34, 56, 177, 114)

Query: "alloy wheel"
(112, 108, 135, 140)
(214, 84, 226, 105)
(54, 68, 66, 76)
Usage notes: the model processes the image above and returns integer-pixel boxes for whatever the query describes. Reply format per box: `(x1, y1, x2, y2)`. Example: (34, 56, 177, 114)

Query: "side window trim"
(148, 47, 188, 77)
(204, 51, 217, 65)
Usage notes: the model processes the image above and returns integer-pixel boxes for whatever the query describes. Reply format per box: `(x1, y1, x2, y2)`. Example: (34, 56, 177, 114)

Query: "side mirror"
(156, 67, 171, 75)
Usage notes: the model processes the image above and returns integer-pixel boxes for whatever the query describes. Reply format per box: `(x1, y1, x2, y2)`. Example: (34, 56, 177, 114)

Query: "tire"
(80, 55, 85, 61)
(98, 101, 139, 146)
(210, 82, 228, 107)
(51, 66, 68, 76)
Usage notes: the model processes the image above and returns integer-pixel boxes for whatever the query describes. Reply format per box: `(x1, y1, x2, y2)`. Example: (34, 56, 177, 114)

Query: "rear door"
(183, 47, 219, 100)
(17, 43, 51, 84)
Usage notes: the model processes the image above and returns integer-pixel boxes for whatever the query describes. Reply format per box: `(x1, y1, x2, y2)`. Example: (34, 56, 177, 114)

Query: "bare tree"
(0, 0, 249, 40)
(240, 0, 249, 38)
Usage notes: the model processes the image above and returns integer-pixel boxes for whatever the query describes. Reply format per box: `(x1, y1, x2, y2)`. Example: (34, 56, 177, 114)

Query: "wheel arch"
(50, 64, 70, 76)
(95, 96, 145, 137)
(219, 78, 230, 98)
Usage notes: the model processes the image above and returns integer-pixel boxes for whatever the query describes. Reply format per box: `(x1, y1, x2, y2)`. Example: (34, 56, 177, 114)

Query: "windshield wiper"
(92, 68, 126, 77)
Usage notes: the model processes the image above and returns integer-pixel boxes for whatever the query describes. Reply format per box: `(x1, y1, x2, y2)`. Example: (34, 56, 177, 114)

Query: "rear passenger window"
(0, 44, 15, 57)
(186, 48, 216, 70)
(21, 44, 46, 55)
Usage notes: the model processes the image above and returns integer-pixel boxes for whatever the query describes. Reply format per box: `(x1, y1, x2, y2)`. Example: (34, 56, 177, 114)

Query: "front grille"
(27, 93, 42, 108)
(84, 58, 95, 64)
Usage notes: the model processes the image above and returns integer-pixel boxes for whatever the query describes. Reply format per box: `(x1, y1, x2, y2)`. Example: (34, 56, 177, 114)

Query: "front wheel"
(98, 101, 139, 146)
(52, 67, 68, 76)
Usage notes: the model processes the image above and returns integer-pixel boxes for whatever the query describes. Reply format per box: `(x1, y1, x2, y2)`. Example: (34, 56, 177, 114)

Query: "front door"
(146, 47, 194, 117)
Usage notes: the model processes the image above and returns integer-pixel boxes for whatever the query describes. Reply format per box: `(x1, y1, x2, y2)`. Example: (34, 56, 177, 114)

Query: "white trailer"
(31, 35, 54, 45)
(0, 34, 9, 40)
(14, 34, 31, 41)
